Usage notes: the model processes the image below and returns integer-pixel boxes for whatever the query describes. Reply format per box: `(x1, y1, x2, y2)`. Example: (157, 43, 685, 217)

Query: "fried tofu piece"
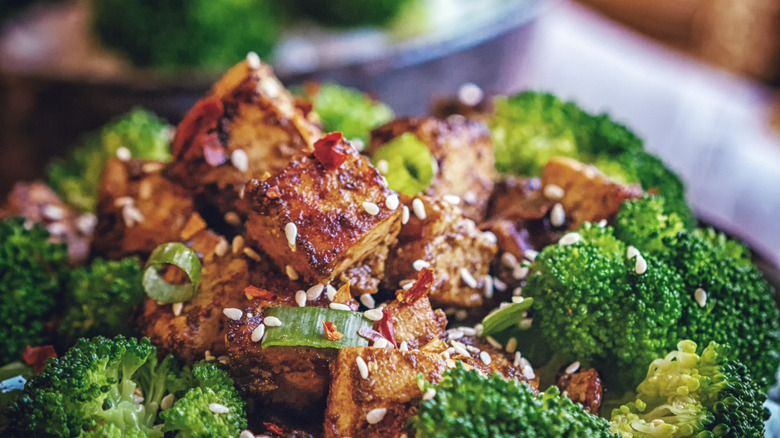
(368, 117, 495, 221)
(244, 134, 402, 284)
(387, 296, 447, 350)
(541, 157, 642, 229)
(383, 196, 497, 308)
(0, 181, 93, 264)
(92, 159, 194, 260)
(557, 367, 603, 415)
(168, 57, 322, 222)
(441, 333, 540, 389)
(338, 248, 387, 297)
(324, 347, 448, 438)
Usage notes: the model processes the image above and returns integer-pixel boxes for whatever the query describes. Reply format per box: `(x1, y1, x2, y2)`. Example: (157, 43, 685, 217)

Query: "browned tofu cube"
(324, 347, 448, 438)
(368, 117, 495, 221)
(92, 159, 194, 260)
(244, 133, 402, 284)
(338, 248, 387, 297)
(383, 196, 497, 308)
(557, 367, 603, 415)
(541, 157, 642, 229)
(387, 296, 447, 350)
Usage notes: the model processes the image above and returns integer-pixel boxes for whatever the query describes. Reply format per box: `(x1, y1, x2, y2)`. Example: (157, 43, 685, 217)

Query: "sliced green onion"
(372, 132, 436, 196)
(480, 298, 534, 338)
(143, 242, 202, 303)
(261, 306, 372, 349)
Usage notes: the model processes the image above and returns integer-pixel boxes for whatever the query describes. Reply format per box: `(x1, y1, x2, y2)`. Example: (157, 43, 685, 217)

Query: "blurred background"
(1, 0, 780, 268)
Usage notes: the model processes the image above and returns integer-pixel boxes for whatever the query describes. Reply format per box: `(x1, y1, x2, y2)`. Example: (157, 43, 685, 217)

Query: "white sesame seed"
(442, 194, 461, 205)
(204, 350, 215, 362)
(224, 211, 241, 226)
(455, 309, 468, 321)
(122, 205, 145, 227)
(246, 51, 261, 69)
(243, 247, 262, 261)
(295, 290, 307, 307)
(264, 316, 282, 327)
(523, 249, 538, 261)
(41, 204, 65, 221)
(240, 430, 255, 438)
(239, 185, 246, 199)
(635, 255, 648, 274)
(466, 345, 481, 354)
(559, 232, 582, 246)
(259, 78, 281, 98)
(479, 351, 492, 365)
(214, 238, 229, 257)
(460, 327, 477, 336)
(512, 296, 525, 303)
(550, 203, 565, 227)
(513, 265, 529, 279)
(565, 361, 581, 374)
(351, 138, 365, 151)
(360, 293, 376, 309)
(356, 356, 369, 379)
(326, 284, 338, 301)
(142, 161, 165, 173)
(161, 393, 175, 411)
(412, 198, 427, 220)
(116, 147, 131, 161)
(285, 265, 299, 280)
(627, 245, 640, 259)
(501, 252, 519, 269)
(76, 213, 97, 235)
(366, 408, 387, 425)
(330, 303, 351, 312)
(374, 338, 389, 349)
(401, 205, 410, 225)
(399, 341, 409, 351)
(172, 302, 183, 316)
(485, 336, 502, 350)
(448, 330, 464, 340)
(46, 222, 67, 237)
(384, 194, 399, 210)
(307, 284, 325, 301)
(251, 323, 266, 342)
(114, 196, 134, 208)
(362, 201, 380, 216)
(285, 222, 298, 249)
(492, 277, 507, 292)
(422, 387, 437, 401)
(460, 268, 478, 288)
(457, 82, 484, 106)
(519, 318, 533, 329)
(230, 149, 249, 172)
(376, 159, 389, 174)
(208, 403, 230, 414)
(474, 323, 483, 336)
(514, 351, 522, 367)
(413, 259, 430, 271)
(223, 308, 243, 320)
(522, 365, 536, 380)
(505, 337, 518, 353)
(543, 184, 565, 200)
(232, 235, 245, 254)
(482, 231, 498, 244)
(597, 219, 608, 227)
(450, 340, 470, 357)
(695, 288, 707, 307)
(364, 309, 383, 321)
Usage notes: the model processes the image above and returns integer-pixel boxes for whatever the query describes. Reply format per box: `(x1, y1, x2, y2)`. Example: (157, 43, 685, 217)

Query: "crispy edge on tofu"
(387, 296, 447, 350)
(324, 347, 448, 438)
(383, 196, 497, 308)
(556, 367, 603, 415)
(92, 159, 193, 260)
(441, 334, 540, 390)
(541, 157, 643, 229)
(244, 141, 402, 284)
(368, 116, 496, 221)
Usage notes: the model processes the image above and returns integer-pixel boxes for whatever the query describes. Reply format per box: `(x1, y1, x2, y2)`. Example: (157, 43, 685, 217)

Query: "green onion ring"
(143, 242, 202, 303)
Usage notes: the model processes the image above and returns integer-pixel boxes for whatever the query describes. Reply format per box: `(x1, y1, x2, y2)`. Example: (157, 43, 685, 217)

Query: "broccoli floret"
(613, 194, 687, 254)
(9, 335, 246, 437)
(610, 340, 769, 437)
(488, 92, 693, 226)
(47, 109, 172, 212)
(57, 257, 145, 349)
(0, 217, 69, 364)
(410, 362, 616, 437)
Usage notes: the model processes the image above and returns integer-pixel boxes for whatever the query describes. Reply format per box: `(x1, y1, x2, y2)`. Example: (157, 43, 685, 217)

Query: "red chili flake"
(265, 186, 282, 199)
(313, 132, 351, 171)
(401, 268, 435, 305)
(323, 321, 344, 341)
(374, 307, 398, 349)
(171, 97, 224, 162)
(357, 326, 386, 344)
(22, 345, 57, 373)
(244, 285, 276, 301)
(264, 422, 284, 435)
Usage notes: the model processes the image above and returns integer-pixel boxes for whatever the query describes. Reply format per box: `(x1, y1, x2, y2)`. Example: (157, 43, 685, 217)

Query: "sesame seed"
(351, 138, 365, 151)
(482, 231, 498, 243)
(224, 211, 241, 226)
(451, 340, 470, 357)
(259, 78, 281, 98)
(76, 213, 97, 235)
(114, 196, 134, 208)
(376, 159, 389, 174)
(550, 203, 565, 227)
(455, 309, 468, 321)
(246, 51, 261, 69)
(514, 351, 522, 367)
(460, 268, 478, 288)
(565, 361, 581, 374)
(399, 341, 409, 351)
(385, 194, 399, 210)
(122, 205, 145, 227)
(442, 194, 461, 205)
(474, 323, 483, 336)
(505, 337, 518, 354)
(422, 387, 437, 400)
(492, 277, 507, 291)
(512, 296, 525, 303)
(240, 430, 255, 438)
(360, 293, 376, 309)
(482, 276, 494, 299)
(512, 287, 523, 297)
(401, 205, 410, 224)
(501, 252, 519, 269)
(223, 308, 243, 320)
(413, 259, 430, 271)
(362, 201, 380, 216)
(47, 222, 67, 236)
(356, 357, 369, 379)
(627, 245, 640, 259)
(251, 323, 266, 342)
(460, 327, 477, 336)
(543, 184, 565, 200)
(214, 238, 229, 257)
(326, 284, 338, 301)
(480, 351, 492, 365)
(519, 318, 533, 329)
(522, 365, 536, 380)
(264, 316, 282, 327)
(295, 290, 307, 307)
(142, 161, 165, 173)
(231, 149, 249, 172)
(307, 284, 325, 301)
(366, 408, 387, 425)
(232, 235, 245, 254)
(635, 255, 648, 274)
(374, 338, 389, 349)
(208, 403, 230, 414)
(330, 302, 351, 311)
(559, 232, 581, 246)
(41, 204, 65, 221)
(695, 288, 707, 307)
(172, 302, 183, 316)
(448, 330, 464, 340)
(285, 265, 299, 280)
(239, 185, 246, 199)
(412, 198, 427, 220)
(457, 82, 484, 106)
(364, 309, 383, 321)
(523, 249, 538, 261)
(243, 247, 262, 261)
(485, 336, 502, 350)
(161, 393, 175, 411)
(116, 147, 131, 161)
(285, 222, 298, 250)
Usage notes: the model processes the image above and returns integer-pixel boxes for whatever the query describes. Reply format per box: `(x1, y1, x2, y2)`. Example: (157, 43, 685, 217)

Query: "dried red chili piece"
(264, 422, 284, 435)
(265, 186, 282, 199)
(323, 321, 344, 341)
(313, 132, 350, 170)
(374, 307, 398, 349)
(402, 268, 435, 305)
(171, 97, 224, 161)
(244, 285, 276, 300)
(22, 345, 57, 373)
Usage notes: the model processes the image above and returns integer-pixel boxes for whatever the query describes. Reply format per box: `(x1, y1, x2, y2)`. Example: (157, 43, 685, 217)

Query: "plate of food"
(0, 53, 777, 437)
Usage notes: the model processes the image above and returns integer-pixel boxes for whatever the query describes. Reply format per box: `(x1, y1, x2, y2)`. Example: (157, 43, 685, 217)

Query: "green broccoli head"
(0, 217, 69, 364)
(47, 108, 172, 212)
(610, 340, 769, 437)
(613, 195, 688, 254)
(488, 91, 693, 225)
(57, 257, 145, 349)
(10, 336, 246, 437)
(411, 362, 616, 437)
